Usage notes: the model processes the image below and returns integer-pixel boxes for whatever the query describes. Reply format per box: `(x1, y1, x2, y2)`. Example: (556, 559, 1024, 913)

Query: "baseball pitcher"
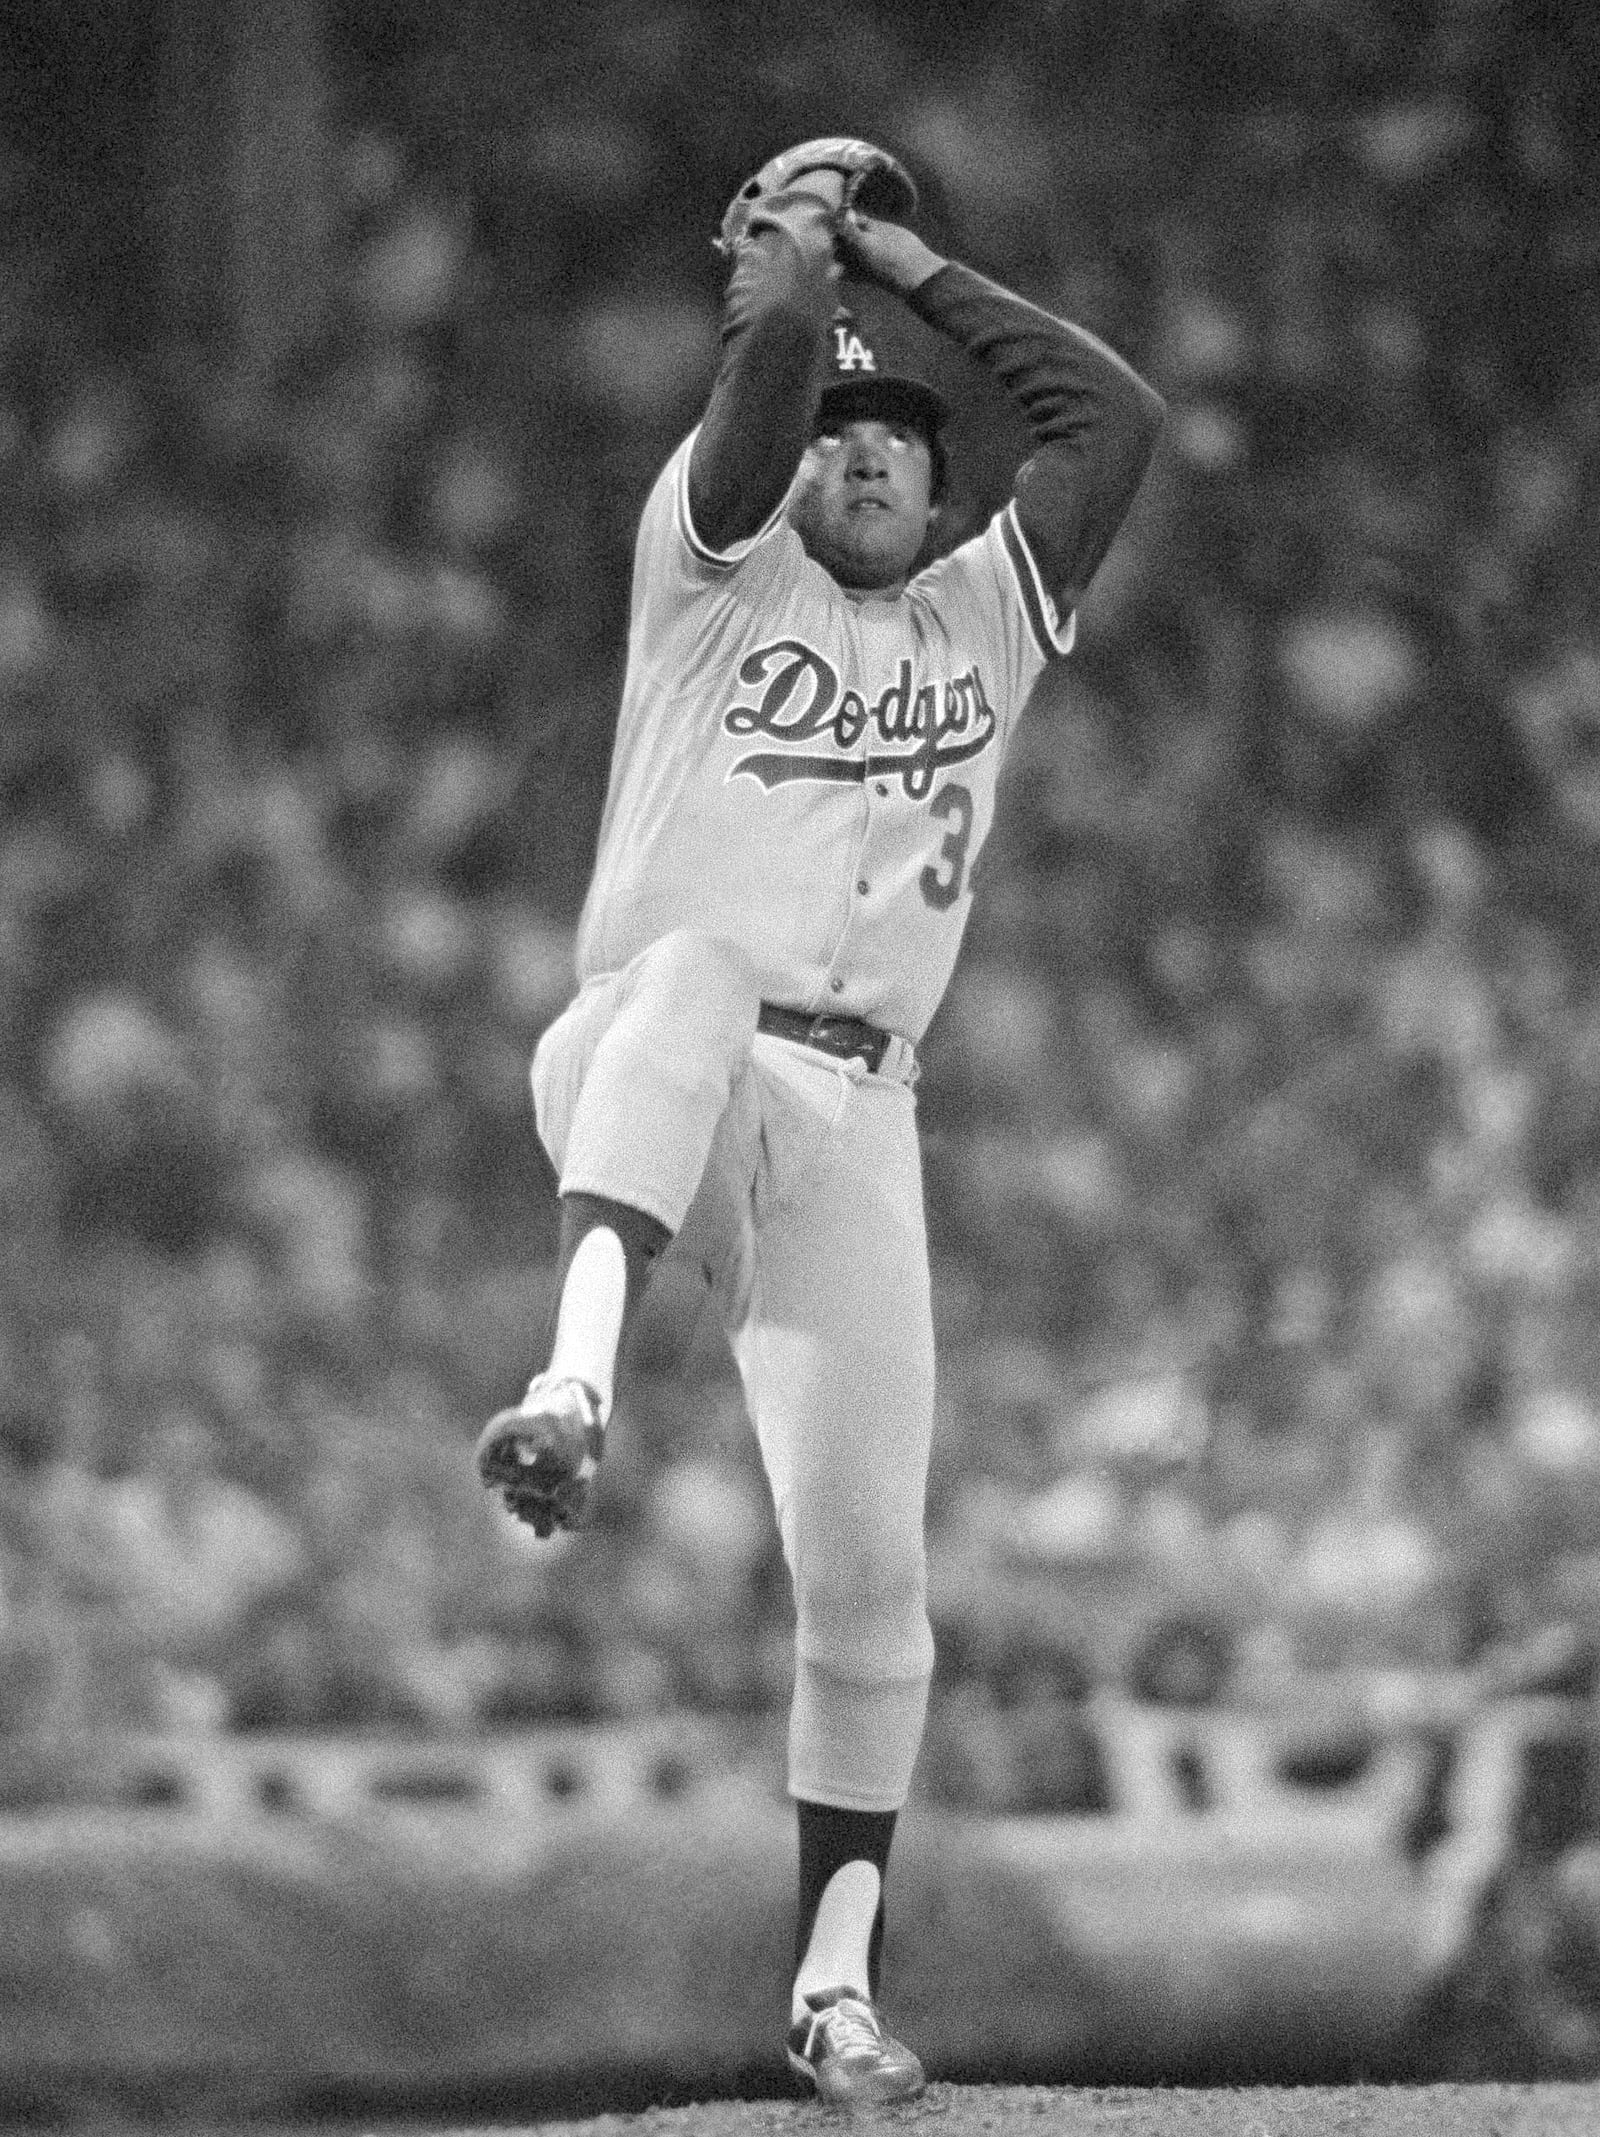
(478, 138, 1164, 2104)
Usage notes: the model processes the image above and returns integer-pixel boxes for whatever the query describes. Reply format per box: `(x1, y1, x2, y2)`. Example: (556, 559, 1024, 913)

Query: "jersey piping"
(674, 425, 792, 568)
(1000, 501, 1076, 661)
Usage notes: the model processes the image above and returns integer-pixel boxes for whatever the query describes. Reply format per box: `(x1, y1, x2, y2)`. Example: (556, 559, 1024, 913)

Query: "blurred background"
(3, 0, 1600, 2088)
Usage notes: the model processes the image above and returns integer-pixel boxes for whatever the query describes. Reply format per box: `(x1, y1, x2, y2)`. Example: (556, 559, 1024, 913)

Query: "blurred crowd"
(2, 0, 1600, 1795)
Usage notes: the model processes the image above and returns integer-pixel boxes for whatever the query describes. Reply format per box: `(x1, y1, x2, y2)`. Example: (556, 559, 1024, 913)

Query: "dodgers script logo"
(722, 639, 997, 801)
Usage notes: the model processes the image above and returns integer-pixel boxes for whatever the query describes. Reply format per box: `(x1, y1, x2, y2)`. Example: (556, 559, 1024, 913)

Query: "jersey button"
(856, 879, 870, 895)
(874, 782, 889, 797)
(829, 978, 844, 994)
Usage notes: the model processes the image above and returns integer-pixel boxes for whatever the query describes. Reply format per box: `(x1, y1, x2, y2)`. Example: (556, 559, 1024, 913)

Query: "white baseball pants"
(530, 928, 935, 1811)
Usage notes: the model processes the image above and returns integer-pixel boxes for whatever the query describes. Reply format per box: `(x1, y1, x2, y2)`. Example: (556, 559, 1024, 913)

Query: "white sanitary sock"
(542, 1227, 626, 1422)
(792, 1860, 881, 2021)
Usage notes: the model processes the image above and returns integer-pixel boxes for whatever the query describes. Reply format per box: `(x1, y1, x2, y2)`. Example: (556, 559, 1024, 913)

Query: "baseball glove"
(715, 136, 918, 256)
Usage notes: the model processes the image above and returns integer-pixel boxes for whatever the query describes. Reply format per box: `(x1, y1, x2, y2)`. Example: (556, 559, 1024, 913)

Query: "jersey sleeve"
(998, 501, 1078, 664)
(673, 427, 791, 569)
(915, 501, 1076, 746)
(626, 431, 797, 658)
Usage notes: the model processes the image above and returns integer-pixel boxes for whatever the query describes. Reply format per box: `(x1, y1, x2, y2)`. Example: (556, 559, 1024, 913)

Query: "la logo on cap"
(831, 323, 877, 372)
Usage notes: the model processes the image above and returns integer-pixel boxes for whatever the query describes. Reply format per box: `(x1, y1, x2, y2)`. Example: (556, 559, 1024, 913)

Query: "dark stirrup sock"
(794, 1799, 899, 1997)
(551, 1191, 672, 1350)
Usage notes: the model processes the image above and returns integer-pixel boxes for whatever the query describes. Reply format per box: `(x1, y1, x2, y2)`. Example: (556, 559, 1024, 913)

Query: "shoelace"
(811, 1996, 885, 2060)
(515, 1379, 603, 1469)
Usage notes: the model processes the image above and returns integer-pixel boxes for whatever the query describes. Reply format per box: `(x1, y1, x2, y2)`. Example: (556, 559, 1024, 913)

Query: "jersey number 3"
(919, 783, 975, 911)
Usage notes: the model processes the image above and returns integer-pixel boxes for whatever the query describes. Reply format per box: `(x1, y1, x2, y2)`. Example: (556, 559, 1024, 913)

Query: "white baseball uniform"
(527, 199, 1161, 1812)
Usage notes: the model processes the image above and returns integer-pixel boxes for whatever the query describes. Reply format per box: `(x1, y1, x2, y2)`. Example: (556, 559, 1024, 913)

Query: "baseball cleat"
(475, 1374, 606, 1537)
(786, 1986, 926, 2106)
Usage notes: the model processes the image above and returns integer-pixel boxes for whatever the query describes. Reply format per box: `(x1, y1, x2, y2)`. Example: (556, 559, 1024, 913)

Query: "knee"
(635, 930, 762, 1045)
(794, 1539, 933, 1686)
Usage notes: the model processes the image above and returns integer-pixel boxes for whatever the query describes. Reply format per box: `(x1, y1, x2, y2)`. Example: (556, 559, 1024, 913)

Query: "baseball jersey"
(574, 437, 1074, 1044)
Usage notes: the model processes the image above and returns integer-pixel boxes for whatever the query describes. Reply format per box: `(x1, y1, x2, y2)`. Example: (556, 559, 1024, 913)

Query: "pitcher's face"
(787, 416, 935, 593)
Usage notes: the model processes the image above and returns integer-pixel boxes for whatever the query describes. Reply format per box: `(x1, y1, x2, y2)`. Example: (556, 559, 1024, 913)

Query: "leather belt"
(758, 1001, 894, 1074)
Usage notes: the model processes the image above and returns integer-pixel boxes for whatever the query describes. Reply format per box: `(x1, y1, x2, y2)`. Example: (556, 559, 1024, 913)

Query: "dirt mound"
(520, 2079, 1600, 2137)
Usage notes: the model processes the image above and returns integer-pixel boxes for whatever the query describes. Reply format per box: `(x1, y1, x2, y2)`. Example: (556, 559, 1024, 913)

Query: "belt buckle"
(819, 1014, 860, 1061)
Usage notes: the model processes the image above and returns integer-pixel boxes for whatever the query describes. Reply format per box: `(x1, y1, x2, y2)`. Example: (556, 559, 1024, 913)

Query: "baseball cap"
(816, 308, 950, 440)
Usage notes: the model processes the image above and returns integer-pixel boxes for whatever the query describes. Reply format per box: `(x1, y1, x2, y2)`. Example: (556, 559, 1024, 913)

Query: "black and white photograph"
(1, 5, 1598, 2134)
